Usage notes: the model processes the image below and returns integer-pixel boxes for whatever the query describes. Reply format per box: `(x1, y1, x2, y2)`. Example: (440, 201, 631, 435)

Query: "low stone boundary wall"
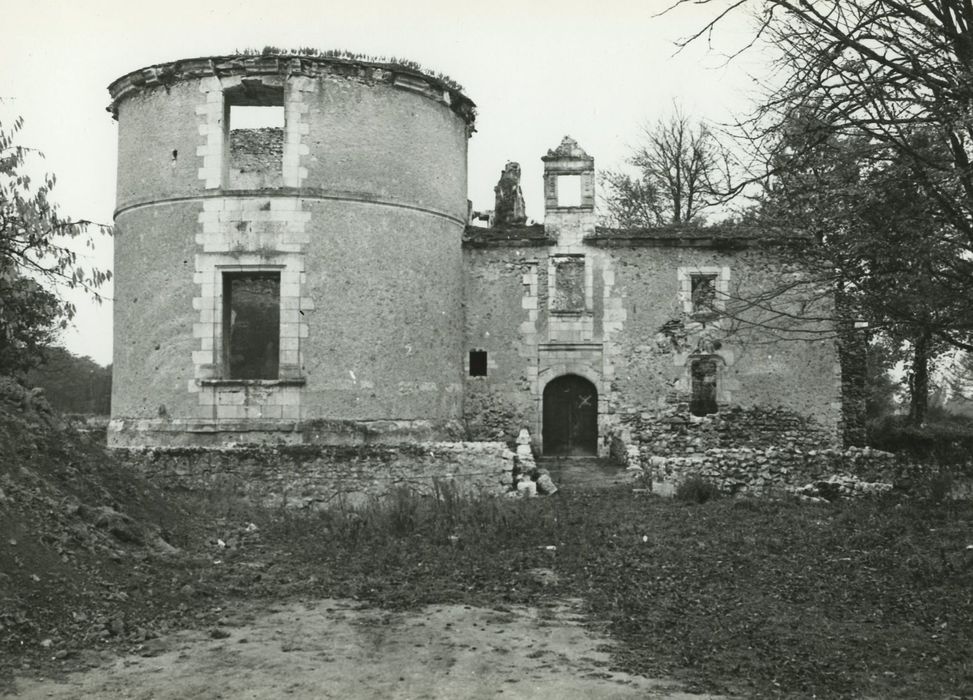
(642, 445, 921, 496)
(116, 442, 515, 509)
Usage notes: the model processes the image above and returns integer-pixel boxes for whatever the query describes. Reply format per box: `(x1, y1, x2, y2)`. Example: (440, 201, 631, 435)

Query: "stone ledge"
(107, 53, 475, 127)
(107, 417, 468, 448)
(200, 378, 307, 387)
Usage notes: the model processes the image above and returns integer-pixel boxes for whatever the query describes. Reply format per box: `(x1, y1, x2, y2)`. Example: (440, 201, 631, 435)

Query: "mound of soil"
(0, 378, 221, 686)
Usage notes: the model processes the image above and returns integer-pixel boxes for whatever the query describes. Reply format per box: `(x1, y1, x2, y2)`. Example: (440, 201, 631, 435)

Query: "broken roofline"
(586, 225, 813, 248)
(462, 223, 813, 249)
(105, 52, 476, 127)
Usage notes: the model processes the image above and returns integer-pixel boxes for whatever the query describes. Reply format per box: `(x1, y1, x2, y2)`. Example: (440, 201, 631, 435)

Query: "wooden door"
(543, 375, 598, 456)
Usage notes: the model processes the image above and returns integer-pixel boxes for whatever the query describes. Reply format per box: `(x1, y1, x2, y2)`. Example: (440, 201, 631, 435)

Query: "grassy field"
(198, 484, 973, 699)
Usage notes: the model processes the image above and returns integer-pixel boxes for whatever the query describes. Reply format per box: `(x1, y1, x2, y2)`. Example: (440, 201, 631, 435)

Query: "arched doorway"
(543, 375, 598, 456)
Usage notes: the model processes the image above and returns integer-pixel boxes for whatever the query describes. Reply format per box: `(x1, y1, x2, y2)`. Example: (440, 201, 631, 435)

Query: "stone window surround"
(535, 357, 606, 457)
(191, 255, 308, 385)
(196, 74, 311, 191)
(677, 265, 730, 316)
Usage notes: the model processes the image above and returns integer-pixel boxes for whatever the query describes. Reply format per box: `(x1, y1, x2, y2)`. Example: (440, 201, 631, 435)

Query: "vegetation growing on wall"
(234, 47, 468, 94)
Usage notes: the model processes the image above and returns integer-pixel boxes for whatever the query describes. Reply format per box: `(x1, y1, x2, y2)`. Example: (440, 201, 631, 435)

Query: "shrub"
(675, 477, 722, 504)
(868, 414, 973, 466)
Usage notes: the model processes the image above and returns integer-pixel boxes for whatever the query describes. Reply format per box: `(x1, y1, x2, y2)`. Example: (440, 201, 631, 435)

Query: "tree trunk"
(908, 330, 931, 427)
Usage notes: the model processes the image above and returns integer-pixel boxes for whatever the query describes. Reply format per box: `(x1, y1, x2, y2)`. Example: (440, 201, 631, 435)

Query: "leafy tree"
(0, 115, 111, 376)
(601, 108, 730, 226)
(755, 113, 969, 424)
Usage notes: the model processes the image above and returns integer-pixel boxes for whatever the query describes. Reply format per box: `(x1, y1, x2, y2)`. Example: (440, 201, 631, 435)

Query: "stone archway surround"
(535, 362, 607, 457)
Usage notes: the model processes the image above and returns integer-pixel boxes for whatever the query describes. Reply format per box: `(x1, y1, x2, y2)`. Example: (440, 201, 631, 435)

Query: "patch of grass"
(240, 488, 973, 699)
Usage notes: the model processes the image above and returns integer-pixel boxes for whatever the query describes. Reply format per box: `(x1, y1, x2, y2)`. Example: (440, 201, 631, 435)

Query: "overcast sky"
(0, 0, 768, 367)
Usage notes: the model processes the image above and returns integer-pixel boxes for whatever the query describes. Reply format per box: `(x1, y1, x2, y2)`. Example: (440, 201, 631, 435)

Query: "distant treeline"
(26, 347, 111, 415)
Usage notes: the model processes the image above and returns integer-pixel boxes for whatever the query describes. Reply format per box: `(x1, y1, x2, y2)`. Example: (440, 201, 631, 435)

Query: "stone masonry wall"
(228, 127, 284, 189)
(462, 248, 539, 442)
(643, 445, 914, 496)
(604, 245, 842, 439)
(111, 61, 470, 446)
(462, 237, 843, 455)
(117, 442, 514, 509)
(620, 405, 835, 455)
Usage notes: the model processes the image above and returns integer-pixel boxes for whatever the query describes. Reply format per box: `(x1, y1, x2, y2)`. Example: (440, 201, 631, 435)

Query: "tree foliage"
(0, 115, 111, 375)
(601, 108, 730, 226)
(24, 346, 111, 414)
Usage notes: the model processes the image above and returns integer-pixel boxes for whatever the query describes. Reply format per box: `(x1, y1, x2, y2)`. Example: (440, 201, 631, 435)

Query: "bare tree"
(601, 108, 729, 226)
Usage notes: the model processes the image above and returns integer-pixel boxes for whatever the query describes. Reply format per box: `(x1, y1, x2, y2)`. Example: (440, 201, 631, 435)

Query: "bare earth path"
(6, 598, 722, 699)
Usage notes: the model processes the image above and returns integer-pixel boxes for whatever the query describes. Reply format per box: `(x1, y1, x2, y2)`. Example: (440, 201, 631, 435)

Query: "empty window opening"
(557, 174, 582, 207)
(553, 256, 586, 312)
(469, 350, 488, 377)
(690, 358, 718, 417)
(223, 272, 280, 380)
(225, 84, 285, 190)
(691, 274, 718, 314)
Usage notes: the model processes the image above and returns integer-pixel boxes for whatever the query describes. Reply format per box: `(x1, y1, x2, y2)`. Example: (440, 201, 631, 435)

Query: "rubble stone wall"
(117, 442, 514, 509)
(621, 405, 835, 454)
(644, 445, 910, 495)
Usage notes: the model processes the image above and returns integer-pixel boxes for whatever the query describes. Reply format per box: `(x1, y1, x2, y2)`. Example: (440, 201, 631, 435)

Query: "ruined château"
(107, 53, 851, 462)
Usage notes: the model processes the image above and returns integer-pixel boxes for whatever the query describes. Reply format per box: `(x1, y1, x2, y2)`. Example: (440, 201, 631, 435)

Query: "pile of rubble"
(509, 429, 557, 497)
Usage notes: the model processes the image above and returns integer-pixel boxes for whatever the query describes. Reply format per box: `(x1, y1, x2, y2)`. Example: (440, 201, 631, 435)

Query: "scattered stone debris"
(788, 474, 894, 502)
(534, 469, 558, 496)
(515, 475, 538, 497)
(507, 429, 559, 498)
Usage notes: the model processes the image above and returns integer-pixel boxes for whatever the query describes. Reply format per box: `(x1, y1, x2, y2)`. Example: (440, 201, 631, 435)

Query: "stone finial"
(543, 136, 593, 162)
(493, 161, 527, 226)
(516, 428, 531, 445)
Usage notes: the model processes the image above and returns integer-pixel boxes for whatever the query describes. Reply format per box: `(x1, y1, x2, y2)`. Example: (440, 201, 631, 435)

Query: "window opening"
(225, 84, 285, 190)
(690, 358, 718, 416)
(691, 273, 717, 314)
(556, 174, 582, 207)
(553, 257, 585, 312)
(223, 272, 280, 380)
(469, 350, 488, 377)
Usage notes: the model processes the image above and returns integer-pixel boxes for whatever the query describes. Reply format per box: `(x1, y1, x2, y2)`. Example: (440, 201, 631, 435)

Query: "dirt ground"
(6, 598, 721, 700)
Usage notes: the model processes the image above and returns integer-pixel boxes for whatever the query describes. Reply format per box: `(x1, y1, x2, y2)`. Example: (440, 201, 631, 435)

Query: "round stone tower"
(107, 53, 476, 446)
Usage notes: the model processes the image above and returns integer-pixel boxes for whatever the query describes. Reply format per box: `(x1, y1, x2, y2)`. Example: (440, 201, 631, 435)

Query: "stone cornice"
(106, 53, 476, 127)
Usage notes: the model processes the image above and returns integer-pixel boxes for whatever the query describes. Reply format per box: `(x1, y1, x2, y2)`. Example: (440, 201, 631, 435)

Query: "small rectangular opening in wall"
(469, 350, 488, 377)
(223, 272, 280, 380)
(225, 84, 285, 190)
(557, 174, 582, 207)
